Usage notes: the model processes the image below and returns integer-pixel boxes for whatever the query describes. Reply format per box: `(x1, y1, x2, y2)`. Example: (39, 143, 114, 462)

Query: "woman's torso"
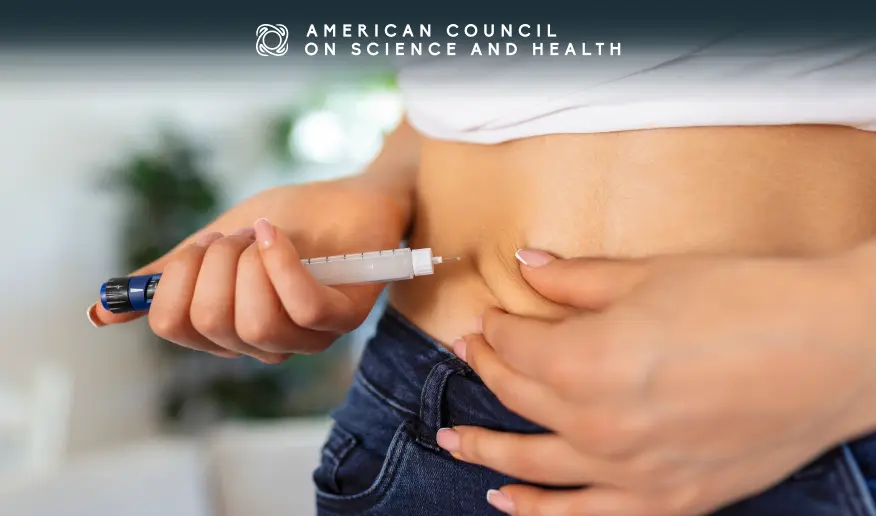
(389, 125, 876, 345)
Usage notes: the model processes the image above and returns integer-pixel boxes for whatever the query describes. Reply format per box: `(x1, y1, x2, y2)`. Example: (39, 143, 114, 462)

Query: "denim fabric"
(314, 307, 876, 515)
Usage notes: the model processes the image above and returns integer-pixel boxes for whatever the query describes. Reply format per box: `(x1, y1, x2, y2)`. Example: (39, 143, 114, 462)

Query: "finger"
(481, 309, 621, 397)
(515, 249, 652, 310)
(455, 334, 567, 430)
(235, 243, 334, 358)
(482, 308, 644, 412)
(190, 231, 258, 356)
(88, 228, 233, 327)
(480, 307, 567, 381)
(439, 427, 607, 486)
(253, 218, 368, 332)
(495, 485, 650, 516)
(147, 234, 235, 357)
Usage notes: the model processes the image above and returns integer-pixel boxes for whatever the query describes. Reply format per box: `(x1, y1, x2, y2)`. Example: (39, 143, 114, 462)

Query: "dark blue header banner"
(1, 0, 874, 47)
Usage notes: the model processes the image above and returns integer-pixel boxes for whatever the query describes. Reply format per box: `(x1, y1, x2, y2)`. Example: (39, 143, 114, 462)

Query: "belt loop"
(416, 357, 468, 452)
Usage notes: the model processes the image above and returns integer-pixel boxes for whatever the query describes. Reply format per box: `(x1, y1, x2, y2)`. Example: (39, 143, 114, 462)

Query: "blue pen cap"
(99, 273, 162, 314)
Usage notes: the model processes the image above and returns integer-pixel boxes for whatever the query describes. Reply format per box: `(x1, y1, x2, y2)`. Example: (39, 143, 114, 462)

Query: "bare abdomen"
(390, 125, 876, 345)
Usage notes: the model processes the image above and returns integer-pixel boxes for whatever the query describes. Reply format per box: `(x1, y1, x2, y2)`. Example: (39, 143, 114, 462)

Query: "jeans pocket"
(315, 421, 413, 514)
(313, 423, 359, 495)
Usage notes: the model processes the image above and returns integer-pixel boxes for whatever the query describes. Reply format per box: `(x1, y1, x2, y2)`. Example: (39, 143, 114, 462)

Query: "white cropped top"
(396, 35, 876, 144)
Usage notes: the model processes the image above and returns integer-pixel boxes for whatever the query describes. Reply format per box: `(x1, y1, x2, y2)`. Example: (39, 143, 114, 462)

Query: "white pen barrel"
(302, 249, 415, 286)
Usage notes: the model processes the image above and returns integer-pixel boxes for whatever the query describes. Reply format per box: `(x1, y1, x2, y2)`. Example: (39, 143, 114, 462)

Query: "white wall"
(0, 52, 348, 455)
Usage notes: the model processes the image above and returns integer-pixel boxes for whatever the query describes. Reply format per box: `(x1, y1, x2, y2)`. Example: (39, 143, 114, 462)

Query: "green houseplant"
(101, 126, 353, 430)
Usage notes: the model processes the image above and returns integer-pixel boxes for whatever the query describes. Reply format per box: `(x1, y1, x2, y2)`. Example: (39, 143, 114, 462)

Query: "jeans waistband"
(353, 306, 457, 417)
(355, 307, 545, 436)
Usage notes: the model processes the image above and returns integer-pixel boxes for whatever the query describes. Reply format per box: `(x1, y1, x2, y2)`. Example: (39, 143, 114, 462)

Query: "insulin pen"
(100, 247, 459, 314)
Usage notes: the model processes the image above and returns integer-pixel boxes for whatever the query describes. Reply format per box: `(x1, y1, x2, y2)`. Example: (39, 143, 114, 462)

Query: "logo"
(256, 24, 289, 56)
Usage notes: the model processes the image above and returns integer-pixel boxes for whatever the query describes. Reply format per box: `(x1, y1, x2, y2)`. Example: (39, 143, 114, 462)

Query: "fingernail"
(253, 218, 275, 249)
(196, 232, 223, 247)
(436, 428, 460, 453)
(487, 489, 516, 514)
(86, 303, 105, 328)
(232, 227, 256, 239)
(451, 338, 467, 361)
(515, 248, 554, 267)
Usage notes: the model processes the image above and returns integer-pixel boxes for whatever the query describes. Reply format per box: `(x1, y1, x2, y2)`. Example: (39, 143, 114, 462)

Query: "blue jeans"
(314, 307, 876, 515)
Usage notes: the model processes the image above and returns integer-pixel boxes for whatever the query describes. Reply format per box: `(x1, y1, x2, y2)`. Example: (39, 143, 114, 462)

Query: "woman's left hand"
(437, 247, 876, 516)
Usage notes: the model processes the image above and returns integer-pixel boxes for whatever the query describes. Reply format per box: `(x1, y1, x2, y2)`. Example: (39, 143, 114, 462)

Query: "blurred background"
(0, 50, 401, 516)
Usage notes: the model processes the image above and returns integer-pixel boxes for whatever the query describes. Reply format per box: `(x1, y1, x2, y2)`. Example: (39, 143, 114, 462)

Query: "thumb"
(86, 230, 219, 328)
(515, 249, 652, 309)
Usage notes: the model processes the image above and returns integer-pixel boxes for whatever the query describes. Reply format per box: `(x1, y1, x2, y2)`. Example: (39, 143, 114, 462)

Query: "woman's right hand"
(87, 176, 412, 363)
